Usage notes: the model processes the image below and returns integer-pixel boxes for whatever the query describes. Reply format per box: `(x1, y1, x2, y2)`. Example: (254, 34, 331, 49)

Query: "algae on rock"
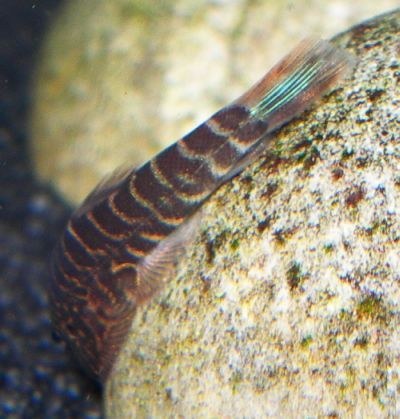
(106, 10, 400, 418)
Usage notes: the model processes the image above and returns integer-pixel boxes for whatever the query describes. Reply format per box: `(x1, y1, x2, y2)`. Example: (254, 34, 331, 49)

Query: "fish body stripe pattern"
(49, 39, 353, 382)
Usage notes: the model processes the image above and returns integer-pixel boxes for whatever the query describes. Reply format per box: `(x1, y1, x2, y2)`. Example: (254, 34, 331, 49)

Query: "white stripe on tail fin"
(236, 38, 355, 133)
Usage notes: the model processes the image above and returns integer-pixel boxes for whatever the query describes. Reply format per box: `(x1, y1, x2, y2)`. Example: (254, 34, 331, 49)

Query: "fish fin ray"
(134, 212, 202, 304)
(236, 38, 355, 132)
(74, 165, 134, 217)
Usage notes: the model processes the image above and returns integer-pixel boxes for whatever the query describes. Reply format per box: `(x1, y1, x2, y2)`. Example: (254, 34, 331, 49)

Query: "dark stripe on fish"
(63, 229, 97, 268)
(90, 200, 132, 237)
(132, 161, 191, 220)
(70, 215, 117, 252)
(211, 104, 250, 131)
(155, 144, 216, 197)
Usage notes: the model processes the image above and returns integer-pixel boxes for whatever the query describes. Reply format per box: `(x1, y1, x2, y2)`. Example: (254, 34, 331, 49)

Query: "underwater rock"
(105, 10, 400, 417)
(30, 0, 399, 204)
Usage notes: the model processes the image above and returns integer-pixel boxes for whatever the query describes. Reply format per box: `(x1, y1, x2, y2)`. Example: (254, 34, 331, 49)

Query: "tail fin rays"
(236, 38, 354, 133)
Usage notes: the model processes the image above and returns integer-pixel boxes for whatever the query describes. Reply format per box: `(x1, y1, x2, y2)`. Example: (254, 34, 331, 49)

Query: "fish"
(49, 39, 354, 382)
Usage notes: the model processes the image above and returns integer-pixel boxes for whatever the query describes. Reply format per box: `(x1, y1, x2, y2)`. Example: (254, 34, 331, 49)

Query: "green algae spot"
(300, 335, 313, 348)
(230, 371, 243, 393)
(293, 145, 321, 170)
(338, 308, 352, 322)
(341, 147, 354, 161)
(230, 238, 240, 250)
(364, 219, 390, 236)
(339, 367, 356, 396)
(323, 242, 335, 253)
(356, 295, 387, 323)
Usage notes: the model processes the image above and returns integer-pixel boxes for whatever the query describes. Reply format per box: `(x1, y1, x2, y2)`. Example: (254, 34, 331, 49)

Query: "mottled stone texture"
(106, 10, 400, 418)
(31, 0, 399, 204)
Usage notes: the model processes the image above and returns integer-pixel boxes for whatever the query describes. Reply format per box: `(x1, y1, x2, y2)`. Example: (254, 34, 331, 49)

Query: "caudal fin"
(236, 38, 355, 133)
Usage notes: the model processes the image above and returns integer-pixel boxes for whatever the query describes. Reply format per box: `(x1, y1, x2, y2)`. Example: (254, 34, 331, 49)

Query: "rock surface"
(31, 0, 400, 204)
(105, 10, 400, 418)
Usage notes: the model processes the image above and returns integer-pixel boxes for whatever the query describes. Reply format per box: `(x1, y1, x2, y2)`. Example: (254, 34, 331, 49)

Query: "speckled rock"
(31, 0, 399, 204)
(105, 10, 400, 418)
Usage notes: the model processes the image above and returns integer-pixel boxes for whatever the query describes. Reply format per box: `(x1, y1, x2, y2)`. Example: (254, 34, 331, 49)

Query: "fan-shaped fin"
(134, 212, 202, 304)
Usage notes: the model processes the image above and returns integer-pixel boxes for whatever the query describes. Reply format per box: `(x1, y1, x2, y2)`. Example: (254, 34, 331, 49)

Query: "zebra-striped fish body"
(49, 39, 353, 382)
